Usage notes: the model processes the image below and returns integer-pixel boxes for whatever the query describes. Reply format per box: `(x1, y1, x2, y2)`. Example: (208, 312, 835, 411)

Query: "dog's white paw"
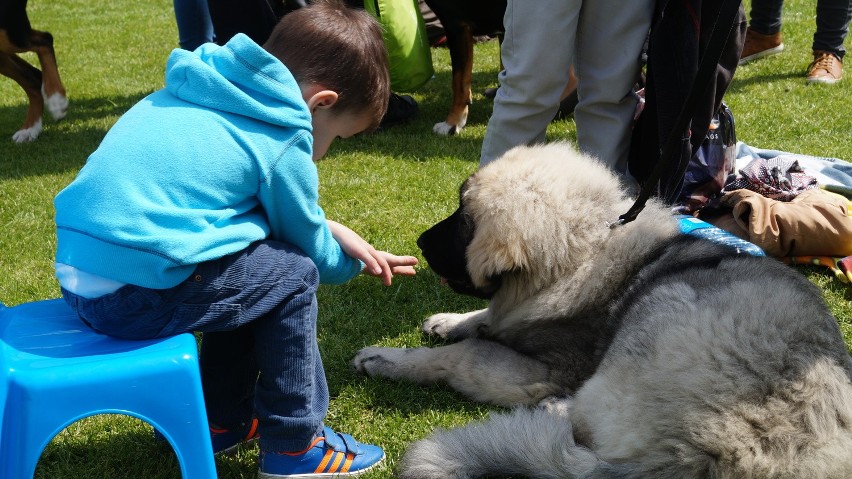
(12, 119, 42, 143)
(351, 346, 409, 377)
(422, 313, 468, 338)
(432, 121, 462, 135)
(43, 90, 69, 121)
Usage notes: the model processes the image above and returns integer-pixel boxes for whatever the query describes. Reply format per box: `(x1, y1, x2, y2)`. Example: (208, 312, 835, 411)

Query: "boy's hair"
(264, 0, 390, 131)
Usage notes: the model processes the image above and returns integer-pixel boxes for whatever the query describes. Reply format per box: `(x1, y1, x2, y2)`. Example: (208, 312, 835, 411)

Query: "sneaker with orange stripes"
(209, 417, 259, 455)
(153, 417, 259, 455)
(258, 427, 384, 478)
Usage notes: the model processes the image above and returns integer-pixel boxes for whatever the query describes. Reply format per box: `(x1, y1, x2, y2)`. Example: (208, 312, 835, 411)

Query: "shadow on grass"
(339, 68, 501, 163)
(316, 270, 489, 411)
(35, 414, 182, 479)
(726, 69, 801, 93)
(0, 92, 151, 180)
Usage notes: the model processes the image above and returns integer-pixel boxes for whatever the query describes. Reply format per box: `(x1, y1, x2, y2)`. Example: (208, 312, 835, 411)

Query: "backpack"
(619, 0, 746, 225)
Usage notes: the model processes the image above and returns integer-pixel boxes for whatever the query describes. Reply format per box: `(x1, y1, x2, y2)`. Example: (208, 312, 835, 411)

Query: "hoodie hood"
(164, 33, 312, 131)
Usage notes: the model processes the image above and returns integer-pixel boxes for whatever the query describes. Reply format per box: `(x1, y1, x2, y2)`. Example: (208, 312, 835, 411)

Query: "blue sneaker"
(153, 417, 259, 455)
(210, 417, 259, 454)
(258, 427, 385, 478)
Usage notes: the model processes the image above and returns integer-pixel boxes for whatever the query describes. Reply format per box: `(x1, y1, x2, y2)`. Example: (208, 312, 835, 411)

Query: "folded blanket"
(783, 256, 852, 284)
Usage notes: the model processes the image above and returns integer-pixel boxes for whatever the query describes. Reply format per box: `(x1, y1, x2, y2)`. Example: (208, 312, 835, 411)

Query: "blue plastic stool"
(0, 298, 217, 478)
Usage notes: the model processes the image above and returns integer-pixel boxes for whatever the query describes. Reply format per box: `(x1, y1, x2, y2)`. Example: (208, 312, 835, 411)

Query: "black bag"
(617, 0, 746, 226)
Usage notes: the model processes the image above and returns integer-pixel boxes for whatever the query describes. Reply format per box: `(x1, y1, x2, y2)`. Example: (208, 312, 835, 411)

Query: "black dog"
(0, 0, 68, 142)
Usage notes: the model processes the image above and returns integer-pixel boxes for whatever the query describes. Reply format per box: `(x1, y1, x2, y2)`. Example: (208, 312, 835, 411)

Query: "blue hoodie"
(54, 34, 362, 289)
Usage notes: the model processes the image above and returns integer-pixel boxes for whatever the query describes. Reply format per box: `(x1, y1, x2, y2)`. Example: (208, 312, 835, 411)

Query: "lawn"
(0, 0, 849, 477)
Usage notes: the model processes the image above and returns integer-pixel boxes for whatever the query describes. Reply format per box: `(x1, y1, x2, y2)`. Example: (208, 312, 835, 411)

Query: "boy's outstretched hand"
(327, 220, 418, 286)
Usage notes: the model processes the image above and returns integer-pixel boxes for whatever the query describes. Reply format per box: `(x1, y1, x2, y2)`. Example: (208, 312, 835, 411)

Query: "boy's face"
(310, 109, 374, 160)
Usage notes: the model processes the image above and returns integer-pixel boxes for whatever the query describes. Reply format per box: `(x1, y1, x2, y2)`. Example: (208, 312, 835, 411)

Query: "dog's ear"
(465, 222, 529, 287)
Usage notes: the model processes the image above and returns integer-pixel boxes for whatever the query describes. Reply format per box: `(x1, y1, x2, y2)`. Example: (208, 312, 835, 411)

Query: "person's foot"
(739, 27, 784, 65)
(806, 50, 843, 84)
(153, 417, 259, 455)
(379, 93, 418, 130)
(258, 427, 384, 478)
(209, 417, 260, 454)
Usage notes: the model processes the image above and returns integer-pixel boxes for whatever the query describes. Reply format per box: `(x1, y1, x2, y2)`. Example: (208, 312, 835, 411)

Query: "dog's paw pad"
(432, 122, 460, 136)
(12, 119, 42, 143)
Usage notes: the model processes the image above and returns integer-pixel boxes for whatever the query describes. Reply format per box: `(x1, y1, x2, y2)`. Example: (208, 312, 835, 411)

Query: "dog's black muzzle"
(417, 206, 498, 300)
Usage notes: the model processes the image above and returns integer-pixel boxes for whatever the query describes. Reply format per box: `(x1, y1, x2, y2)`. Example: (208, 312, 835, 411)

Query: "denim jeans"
(172, 0, 214, 50)
(61, 240, 326, 452)
(749, 0, 852, 59)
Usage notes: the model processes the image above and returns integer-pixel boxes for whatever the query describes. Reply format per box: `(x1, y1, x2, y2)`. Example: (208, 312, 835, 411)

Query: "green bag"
(364, 0, 434, 92)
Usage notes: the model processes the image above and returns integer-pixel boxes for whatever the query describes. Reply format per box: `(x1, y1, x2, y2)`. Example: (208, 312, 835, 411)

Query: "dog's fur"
(351, 143, 852, 478)
(424, 0, 505, 136)
(0, 0, 68, 142)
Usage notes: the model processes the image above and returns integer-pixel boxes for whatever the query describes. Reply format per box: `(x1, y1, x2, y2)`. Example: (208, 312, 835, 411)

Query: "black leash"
(612, 0, 742, 228)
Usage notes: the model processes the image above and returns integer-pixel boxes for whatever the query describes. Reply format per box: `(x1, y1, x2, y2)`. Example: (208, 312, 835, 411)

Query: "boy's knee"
(291, 253, 319, 289)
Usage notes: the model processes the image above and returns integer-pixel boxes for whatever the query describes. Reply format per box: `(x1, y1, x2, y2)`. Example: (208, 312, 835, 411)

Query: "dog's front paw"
(42, 88, 68, 121)
(12, 119, 42, 143)
(351, 347, 409, 378)
(422, 311, 487, 340)
(422, 313, 467, 339)
(432, 121, 461, 136)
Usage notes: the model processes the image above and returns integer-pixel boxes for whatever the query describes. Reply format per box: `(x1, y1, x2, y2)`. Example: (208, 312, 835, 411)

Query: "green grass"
(0, 0, 849, 477)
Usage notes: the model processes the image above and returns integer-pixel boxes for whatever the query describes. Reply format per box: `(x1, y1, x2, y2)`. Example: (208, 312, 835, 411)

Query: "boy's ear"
(304, 87, 339, 112)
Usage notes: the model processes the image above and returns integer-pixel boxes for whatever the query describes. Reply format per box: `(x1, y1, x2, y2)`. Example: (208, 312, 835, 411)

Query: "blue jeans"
(749, 0, 852, 59)
(173, 0, 214, 50)
(61, 240, 326, 452)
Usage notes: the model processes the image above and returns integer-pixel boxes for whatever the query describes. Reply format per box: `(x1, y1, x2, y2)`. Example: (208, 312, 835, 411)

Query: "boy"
(53, 1, 417, 477)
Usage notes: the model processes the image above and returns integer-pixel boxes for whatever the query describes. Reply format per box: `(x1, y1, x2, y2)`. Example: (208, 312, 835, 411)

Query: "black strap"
(615, 0, 742, 227)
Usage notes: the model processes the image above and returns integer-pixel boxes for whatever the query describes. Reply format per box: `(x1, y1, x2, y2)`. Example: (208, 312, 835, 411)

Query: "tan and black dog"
(0, 0, 68, 142)
(424, 0, 505, 136)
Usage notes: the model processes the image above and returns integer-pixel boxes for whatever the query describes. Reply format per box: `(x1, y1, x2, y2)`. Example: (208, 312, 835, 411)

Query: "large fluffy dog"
(0, 0, 68, 142)
(352, 143, 852, 478)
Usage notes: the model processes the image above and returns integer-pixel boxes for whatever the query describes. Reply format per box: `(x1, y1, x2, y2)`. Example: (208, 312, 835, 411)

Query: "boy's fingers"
(392, 266, 417, 276)
(397, 255, 418, 266)
(356, 244, 382, 275)
(376, 253, 392, 285)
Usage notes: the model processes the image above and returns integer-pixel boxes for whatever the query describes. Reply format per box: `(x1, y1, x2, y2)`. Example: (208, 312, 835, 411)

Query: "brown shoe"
(739, 28, 784, 65)
(806, 51, 843, 84)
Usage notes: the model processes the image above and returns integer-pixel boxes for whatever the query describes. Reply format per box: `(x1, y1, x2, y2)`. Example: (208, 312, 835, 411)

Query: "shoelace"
(812, 53, 838, 74)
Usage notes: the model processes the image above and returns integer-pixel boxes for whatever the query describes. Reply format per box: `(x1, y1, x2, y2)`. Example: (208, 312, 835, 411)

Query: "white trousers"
(480, 0, 655, 174)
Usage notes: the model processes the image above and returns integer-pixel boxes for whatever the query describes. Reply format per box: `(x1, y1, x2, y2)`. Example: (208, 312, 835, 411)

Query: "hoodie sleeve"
(257, 131, 362, 284)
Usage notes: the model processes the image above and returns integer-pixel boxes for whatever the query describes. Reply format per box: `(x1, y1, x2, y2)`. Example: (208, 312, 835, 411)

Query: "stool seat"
(0, 298, 217, 478)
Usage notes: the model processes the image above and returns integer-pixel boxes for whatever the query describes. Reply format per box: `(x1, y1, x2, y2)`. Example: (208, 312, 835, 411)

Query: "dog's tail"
(397, 407, 634, 479)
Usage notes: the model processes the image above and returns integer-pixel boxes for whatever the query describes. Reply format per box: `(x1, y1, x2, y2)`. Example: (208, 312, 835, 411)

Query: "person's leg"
(199, 328, 258, 431)
(573, 0, 654, 175)
(62, 241, 326, 448)
(741, 0, 785, 64)
(206, 0, 280, 45)
(188, 241, 326, 450)
(173, 0, 215, 50)
(813, 0, 852, 59)
(749, 0, 785, 35)
(480, 0, 580, 166)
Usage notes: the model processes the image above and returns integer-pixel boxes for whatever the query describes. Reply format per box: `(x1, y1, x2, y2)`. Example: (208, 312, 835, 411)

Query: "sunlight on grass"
(0, 0, 849, 477)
